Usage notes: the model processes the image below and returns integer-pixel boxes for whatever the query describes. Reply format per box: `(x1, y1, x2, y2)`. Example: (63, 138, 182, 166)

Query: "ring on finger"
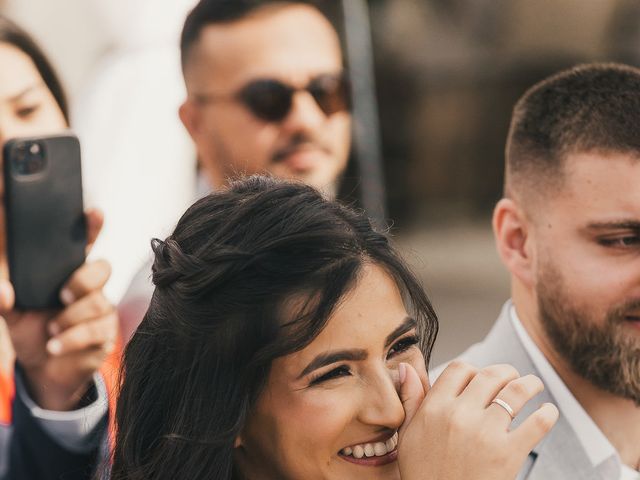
(491, 398, 515, 419)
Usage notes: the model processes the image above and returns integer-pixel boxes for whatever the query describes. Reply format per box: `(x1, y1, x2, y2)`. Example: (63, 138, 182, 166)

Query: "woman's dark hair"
(110, 176, 438, 480)
(0, 15, 69, 121)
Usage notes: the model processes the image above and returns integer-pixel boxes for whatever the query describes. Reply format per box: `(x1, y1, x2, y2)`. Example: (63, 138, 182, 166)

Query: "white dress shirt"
(510, 305, 639, 480)
(15, 370, 108, 453)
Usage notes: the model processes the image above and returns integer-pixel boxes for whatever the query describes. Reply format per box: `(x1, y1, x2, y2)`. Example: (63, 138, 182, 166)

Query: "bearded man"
(437, 63, 640, 479)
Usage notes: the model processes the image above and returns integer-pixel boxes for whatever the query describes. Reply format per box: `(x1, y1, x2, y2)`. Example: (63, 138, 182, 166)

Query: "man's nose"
(280, 90, 326, 135)
(357, 366, 405, 430)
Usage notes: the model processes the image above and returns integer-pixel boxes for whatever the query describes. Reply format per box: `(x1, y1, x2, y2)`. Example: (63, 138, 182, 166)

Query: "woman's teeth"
(341, 432, 398, 459)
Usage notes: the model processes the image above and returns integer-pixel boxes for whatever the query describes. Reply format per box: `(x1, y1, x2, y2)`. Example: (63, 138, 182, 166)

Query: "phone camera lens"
(14, 141, 45, 176)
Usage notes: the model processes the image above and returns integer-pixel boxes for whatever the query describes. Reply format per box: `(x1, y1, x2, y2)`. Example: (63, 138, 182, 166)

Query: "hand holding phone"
(0, 203, 118, 411)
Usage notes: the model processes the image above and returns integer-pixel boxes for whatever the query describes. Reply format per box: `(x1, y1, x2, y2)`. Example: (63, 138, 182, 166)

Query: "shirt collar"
(509, 304, 623, 470)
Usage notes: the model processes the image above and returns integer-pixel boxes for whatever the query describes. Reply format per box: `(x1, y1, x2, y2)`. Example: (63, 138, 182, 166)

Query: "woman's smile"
(339, 431, 399, 466)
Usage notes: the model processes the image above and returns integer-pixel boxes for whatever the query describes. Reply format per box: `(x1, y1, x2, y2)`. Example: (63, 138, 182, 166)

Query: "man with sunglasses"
(177, 0, 352, 197)
(117, 1, 352, 338)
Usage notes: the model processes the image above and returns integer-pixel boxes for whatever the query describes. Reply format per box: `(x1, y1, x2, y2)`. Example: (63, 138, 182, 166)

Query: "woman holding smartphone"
(0, 15, 118, 480)
(111, 176, 558, 480)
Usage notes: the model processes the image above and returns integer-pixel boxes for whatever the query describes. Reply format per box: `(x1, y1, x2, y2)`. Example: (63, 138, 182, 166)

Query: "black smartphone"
(3, 133, 86, 310)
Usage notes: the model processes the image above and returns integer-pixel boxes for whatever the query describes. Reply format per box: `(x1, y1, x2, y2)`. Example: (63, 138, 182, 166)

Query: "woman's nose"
(0, 118, 21, 147)
(357, 367, 405, 430)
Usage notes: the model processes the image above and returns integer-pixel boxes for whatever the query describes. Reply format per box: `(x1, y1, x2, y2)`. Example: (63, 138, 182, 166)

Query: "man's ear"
(493, 198, 535, 288)
(179, 99, 200, 140)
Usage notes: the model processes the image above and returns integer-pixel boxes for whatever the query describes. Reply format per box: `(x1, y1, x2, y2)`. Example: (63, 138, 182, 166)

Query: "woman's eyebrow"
(298, 349, 367, 379)
(5, 83, 41, 103)
(384, 317, 417, 348)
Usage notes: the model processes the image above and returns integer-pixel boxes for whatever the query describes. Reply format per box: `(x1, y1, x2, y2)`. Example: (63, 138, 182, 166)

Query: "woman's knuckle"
(479, 365, 502, 380)
(448, 359, 473, 374)
(528, 412, 552, 434)
(507, 379, 529, 398)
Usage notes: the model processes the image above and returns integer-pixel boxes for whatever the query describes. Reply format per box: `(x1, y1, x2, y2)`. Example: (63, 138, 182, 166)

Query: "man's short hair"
(505, 63, 640, 197)
(180, 0, 315, 70)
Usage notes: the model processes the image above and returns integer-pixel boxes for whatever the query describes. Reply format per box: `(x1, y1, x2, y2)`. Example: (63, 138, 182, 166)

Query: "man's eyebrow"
(384, 317, 417, 349)
(298, 349, 367, 379)
(585, 221, 640, 231)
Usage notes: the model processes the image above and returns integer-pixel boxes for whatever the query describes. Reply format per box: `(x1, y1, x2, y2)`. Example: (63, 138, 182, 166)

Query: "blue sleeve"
(0, 377, 108, 480)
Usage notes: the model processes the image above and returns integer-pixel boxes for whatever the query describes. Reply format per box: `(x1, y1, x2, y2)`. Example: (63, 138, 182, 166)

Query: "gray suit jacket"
(434, 301, 609, 480)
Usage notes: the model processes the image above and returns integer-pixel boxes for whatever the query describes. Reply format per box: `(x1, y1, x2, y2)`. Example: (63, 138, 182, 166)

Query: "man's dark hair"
(110, 176, 438, 480)
(505, 63, 640, 197)
(180, 0, 318, 70)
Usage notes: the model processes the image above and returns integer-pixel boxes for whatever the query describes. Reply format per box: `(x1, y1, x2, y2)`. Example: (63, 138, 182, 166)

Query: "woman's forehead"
(276, 265, 410, 371)
(0, 43, 43, 101)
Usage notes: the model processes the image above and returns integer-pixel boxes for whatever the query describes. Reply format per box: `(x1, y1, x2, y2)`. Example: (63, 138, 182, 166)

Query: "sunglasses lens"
(308, 74, 350, 117)
(240, 80, 292, 122)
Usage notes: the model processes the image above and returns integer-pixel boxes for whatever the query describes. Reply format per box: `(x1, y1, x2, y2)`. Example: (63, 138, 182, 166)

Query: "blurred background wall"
(3, 0, 639, 363)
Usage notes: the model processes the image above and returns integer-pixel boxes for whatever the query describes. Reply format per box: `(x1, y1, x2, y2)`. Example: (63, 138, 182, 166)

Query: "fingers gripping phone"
(3, 133, 86, 309)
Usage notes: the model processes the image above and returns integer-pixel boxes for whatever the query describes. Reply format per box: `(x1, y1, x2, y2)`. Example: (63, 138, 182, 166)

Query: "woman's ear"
(234, 434, 244, 449)
(492, 198, 535, 288)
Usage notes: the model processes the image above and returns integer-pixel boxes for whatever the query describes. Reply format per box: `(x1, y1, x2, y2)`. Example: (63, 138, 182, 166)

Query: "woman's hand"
(4, 209, 118, 411)
(397, 361, 558, 480)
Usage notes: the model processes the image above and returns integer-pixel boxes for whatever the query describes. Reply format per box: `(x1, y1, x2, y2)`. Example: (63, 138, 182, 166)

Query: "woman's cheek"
(290, 388, 359, 446)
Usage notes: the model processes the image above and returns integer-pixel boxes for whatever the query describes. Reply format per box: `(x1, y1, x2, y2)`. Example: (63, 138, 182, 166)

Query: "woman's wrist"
(21, 366, 92, 411)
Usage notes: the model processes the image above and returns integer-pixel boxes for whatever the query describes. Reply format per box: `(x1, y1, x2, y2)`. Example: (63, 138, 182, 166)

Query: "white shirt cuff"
(15, 371, 108, 453)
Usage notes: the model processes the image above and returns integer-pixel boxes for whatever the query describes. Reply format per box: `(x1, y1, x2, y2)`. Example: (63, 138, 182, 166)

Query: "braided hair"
(110, 175, 437, 480)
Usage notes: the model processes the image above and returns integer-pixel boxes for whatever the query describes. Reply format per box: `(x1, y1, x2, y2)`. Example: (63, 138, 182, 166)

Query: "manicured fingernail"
(48, 322, 60, 336)
(47, 339, 62, 355)
(60, 288, 75, 305)
(399, 363, 407, 385)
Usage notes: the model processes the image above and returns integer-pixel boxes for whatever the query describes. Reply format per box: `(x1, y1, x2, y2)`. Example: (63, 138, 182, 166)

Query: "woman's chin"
(335, 456, 401, 480)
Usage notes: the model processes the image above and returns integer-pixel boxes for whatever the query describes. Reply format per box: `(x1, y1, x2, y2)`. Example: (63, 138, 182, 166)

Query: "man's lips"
(273, 144, 330, 169)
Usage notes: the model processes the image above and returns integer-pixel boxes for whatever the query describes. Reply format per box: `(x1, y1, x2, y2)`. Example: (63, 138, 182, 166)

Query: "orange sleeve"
(100, 333, 123, 453)
(0, 367, 14, 425)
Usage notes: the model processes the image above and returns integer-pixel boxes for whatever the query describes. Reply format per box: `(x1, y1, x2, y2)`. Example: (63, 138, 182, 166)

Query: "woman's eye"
(16, 104, 40, 118)
(310, 365, 351, 385)
(388, 335, 419, 359)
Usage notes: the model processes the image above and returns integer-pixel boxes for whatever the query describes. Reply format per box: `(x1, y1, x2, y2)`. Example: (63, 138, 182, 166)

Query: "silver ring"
(491, 398, 515, 419)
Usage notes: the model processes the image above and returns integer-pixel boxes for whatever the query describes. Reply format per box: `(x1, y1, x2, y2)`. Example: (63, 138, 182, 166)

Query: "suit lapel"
(526, 414, 605, 480)
(455, 302, 605, 480)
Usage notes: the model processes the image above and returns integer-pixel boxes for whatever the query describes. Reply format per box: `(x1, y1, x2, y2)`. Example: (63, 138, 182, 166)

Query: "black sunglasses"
(239, 73, 350, 122)
(196, 73, 351, 123)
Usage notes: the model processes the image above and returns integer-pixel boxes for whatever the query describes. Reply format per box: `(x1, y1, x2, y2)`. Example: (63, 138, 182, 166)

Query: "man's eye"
(388, 335, 419, 359)
(598, 236, 640, 248)
(310, 365, 351, 385)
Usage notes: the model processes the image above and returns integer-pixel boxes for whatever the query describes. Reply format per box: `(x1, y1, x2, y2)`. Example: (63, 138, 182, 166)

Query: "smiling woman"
(110, 175, 557, 480)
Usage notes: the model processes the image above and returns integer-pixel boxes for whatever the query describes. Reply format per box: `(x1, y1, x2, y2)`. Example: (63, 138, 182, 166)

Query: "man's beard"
(537, 261, 640, 405)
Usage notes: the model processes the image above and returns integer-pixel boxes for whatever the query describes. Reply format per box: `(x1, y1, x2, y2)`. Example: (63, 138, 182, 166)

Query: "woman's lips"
(340, 448, 398, 467)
